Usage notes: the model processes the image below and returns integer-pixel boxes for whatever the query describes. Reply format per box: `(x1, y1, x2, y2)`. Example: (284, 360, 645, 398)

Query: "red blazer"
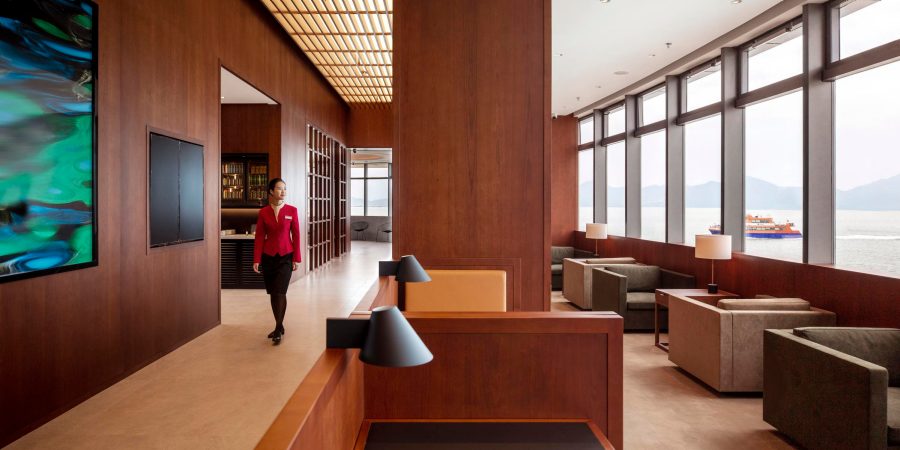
(253, 204, 301, 264)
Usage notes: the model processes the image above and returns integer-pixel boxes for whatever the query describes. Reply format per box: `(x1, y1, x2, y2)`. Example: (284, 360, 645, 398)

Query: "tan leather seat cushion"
(717, 298, 810, 311)
(406, 269, 506, 312)
(626, 292, 656, 310)
(889, 387, 900, 445)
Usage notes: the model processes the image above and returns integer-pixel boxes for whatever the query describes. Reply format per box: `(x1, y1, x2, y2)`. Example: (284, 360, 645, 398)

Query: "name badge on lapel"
(285, 216, 293, 220)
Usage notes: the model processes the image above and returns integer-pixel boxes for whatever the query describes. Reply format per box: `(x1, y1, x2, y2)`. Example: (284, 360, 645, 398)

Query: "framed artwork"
(0, 0, 98, 283)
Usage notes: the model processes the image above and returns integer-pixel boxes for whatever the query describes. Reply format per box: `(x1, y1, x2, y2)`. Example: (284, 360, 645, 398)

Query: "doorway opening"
(349, 149, 393, 244)
(219, 66, 280, 289)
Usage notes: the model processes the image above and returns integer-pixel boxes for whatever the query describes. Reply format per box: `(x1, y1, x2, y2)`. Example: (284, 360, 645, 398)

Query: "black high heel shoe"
(267, 326, 285, 339)
(272, 330, 282, 345)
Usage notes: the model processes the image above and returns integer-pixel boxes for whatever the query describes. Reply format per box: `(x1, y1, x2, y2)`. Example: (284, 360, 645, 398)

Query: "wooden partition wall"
(256, 277, 624, 450)
(307, 125, 349, 270)
(0, 0, 348, 445)
(574, 232, 900, 328)
(393, 0, 552, 311)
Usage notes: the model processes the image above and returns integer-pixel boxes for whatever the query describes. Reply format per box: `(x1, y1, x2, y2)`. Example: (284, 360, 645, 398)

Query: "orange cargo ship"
(708, 215, 802, 239)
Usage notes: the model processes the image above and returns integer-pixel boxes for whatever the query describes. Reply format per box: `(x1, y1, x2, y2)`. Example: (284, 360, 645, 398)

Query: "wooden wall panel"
(551, 115, 578, 247)
(574, 233, 900, 328)
(0, 0, 347, 445)
(221, 104, 282, 178)
(347, 105, 392, 148)
(393, 0, 551, 311)
(364, 312, 624, 449)
(256, 349, 364, 450)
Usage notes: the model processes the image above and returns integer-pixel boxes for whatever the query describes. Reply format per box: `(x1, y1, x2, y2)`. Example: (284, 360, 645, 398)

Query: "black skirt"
(260, 252, 293, 294)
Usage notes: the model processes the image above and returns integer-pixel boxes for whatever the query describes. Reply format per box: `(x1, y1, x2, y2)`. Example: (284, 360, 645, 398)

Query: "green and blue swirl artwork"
(0, 0, 97, 282)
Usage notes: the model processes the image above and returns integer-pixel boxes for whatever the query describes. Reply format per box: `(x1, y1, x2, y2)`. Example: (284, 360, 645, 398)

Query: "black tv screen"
(149, 133, 204, 247)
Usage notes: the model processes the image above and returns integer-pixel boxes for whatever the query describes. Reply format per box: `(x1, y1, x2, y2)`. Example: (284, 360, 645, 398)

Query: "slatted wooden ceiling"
(261, 0, 392, 105)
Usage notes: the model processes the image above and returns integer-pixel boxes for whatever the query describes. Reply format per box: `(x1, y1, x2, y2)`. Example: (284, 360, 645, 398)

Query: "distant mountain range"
(579, 174, 900, 211)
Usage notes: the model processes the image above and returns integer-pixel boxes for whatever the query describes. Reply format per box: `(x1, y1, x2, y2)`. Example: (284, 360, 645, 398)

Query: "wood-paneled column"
(392, 0, 551, 311)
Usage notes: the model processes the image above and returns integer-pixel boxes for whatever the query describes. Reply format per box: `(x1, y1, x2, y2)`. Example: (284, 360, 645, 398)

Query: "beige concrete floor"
(8, 241, 392, 450)
(552, 291, 797, 449)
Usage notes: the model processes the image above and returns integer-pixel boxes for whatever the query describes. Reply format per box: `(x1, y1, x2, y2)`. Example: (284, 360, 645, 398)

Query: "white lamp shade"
(695, 235, 732, 260)
(586, 223, 608, 239)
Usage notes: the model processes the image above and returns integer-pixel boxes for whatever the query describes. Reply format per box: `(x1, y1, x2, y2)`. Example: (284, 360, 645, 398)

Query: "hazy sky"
(578, 0, 900, 191)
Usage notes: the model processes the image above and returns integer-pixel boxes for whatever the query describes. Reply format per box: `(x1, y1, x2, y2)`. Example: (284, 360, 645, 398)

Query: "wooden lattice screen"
(307, 125, 349, 270)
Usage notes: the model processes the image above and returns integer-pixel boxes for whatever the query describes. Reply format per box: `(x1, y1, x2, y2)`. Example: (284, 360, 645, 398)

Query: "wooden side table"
(654, 288, 738, 352)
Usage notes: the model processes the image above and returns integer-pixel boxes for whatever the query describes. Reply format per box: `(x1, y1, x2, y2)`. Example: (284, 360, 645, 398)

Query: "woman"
(253, 178, 301, 345)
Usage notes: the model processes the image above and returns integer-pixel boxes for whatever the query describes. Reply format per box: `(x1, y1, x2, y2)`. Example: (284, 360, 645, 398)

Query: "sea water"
(579, 206, 900, 278)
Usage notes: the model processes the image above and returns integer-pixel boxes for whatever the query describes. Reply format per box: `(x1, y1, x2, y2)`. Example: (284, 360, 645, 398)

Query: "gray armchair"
(562, 257, 637, 308)
(550, 246, 595, 291)
(764, 327, 900, 450)
(592, 265, 694, 331)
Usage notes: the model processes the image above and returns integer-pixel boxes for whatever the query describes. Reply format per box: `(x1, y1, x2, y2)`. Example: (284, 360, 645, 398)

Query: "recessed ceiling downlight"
(614, 70, 628, 75)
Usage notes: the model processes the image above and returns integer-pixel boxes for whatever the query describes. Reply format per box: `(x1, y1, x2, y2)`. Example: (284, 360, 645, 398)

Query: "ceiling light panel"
(262, 0, 393, 105)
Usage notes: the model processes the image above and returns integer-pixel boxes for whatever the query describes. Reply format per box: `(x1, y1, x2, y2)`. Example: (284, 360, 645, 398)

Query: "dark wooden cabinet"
(222, 153, 268, 208)
(221, 238, 265, 289)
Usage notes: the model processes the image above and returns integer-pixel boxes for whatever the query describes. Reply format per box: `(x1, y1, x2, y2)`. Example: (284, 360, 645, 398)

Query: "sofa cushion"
(626, 292, 657, 310)
(551, 246, 574, 265)
(889, 387, 900, 445)
(551, 264, 563, 275)
(717, 298, 810, 311)
(607, 265, 660, 292)
(794, 327, 900, 386)
(583, 257, 636, 265)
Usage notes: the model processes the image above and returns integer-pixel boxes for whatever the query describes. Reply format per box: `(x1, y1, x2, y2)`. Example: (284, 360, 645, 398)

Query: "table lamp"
(695, 234, 731, 293)
(326, 305, 433, 367)
(586, 223, 608, 256)
(378, 255, 431, 310)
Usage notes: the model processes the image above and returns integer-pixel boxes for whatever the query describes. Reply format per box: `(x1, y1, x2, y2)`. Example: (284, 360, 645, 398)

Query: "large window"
(684, 115, 721, 246)
(744, 91, 803, 262)
(640, 131, 666, 241)
(835, 60, 900, 277)
(686, 61, 721, 111)
(578, 149, 593, 232)
(578, 116, 595, 231)
(606, 106, 625, 136)
(607, 142, 625, 236)
(350, 162, 392, 217)
(747, 23, 803, 91)
(579, 116, 594, 145)
(640, 86, 666, 125)
(839, 0, 900, 59)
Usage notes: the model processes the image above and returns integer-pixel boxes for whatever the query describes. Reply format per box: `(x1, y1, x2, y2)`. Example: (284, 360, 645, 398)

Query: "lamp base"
(707, 283, 719, 294)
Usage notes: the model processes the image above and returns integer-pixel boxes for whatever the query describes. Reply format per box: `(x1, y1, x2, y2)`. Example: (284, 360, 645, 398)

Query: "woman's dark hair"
(267, 178, 286, 195)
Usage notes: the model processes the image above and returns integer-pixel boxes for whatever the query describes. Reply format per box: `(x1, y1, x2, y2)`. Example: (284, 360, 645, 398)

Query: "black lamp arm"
(326, 318, 369, 348)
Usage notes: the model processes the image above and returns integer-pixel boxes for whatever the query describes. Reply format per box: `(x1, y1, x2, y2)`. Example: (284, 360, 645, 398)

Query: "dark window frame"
(823, 0, 900, 80)
(635, 83, 666, 135)
(737, 16, 804, 104)
(351, 162, 392, 217)
(679, 57, 722, 120)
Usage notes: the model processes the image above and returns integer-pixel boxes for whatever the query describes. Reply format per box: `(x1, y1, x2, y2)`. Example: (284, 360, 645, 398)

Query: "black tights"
(270, 294, 287, 332)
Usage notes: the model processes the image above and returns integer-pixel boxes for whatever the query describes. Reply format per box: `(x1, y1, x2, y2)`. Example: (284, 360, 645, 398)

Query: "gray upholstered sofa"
(550, 246, 594, 290)
(591, 265, 694, 330)
(764, 327, 900, 449)
(667, 296, 835, 392)
(562, 257, 637, 308)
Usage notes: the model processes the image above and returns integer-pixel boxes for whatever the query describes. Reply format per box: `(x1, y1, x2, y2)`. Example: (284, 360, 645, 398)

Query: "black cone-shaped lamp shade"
(360, 306, 433, 367)
(395, 255, 431, 283)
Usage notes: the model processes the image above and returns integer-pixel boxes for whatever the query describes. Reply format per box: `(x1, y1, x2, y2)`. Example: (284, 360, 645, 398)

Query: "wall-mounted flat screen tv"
(0, 0, 98, 283)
